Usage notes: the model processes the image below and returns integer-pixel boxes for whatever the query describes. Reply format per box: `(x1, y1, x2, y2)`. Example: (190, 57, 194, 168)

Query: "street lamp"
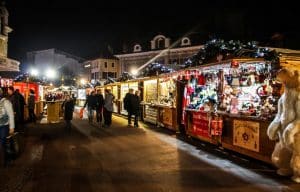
(30, 68, 39, 76)
(131, 69, 138, 76)
(46, 69, 56, 79)
(80, 78, 86, 85)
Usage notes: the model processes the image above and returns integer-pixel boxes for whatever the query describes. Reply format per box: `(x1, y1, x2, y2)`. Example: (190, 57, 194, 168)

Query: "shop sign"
(162, 108, 172, 126)
(233, 120, 259, 152)
(78, 89, 86, 100)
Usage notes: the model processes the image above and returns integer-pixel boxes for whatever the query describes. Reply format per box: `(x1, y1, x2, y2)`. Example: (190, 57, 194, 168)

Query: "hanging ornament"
(231, 60, 239, 68)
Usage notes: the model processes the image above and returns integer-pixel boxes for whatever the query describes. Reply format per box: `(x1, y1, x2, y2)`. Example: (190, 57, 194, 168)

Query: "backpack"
(0, 98, 9, 125)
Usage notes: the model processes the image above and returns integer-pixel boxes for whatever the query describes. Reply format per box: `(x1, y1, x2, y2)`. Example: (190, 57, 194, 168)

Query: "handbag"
(5, 132, 20, 160)
(79, 108, 84, 119)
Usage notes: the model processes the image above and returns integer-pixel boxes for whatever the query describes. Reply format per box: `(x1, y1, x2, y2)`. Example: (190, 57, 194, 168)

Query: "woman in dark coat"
(62, 95, 74, 132)
(131, 90, 141, 128)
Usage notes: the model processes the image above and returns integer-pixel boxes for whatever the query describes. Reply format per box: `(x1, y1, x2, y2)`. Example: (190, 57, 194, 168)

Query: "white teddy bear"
(267, 69, 299, 177)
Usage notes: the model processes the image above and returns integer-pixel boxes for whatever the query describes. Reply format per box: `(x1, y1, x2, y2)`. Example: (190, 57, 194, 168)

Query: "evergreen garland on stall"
(184, 39, 280, 70)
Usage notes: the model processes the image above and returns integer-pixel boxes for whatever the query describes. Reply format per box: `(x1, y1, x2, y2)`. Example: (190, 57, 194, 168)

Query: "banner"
(233, 120, 260, 152)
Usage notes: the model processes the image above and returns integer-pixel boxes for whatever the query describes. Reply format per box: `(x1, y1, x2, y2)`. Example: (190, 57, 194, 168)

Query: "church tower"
(0, 1, 19, 71)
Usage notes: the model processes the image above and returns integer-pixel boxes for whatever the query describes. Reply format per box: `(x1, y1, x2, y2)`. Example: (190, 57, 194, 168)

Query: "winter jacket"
(84, 94, 97, 110)
(28, 94, 35, 110)
(62, 100, 74, 120)
(0, 98, 15, 131)
(104, 93, 115, 112)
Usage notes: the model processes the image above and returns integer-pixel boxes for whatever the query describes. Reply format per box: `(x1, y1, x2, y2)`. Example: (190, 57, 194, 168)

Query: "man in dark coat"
(83, 91, 97, 123)
(96, 89, 104, 127)
(123, 88, 134, 126)
(28, 89, 36, 123)
(7, 86, 23, 132)
(62, 95, 74, 133)
(131, 90, 141, 128)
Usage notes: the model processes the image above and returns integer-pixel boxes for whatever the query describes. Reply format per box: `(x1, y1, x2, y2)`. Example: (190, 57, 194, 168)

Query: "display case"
(182, 59, 280, 149)
(112, 85, 119, 113)
(142, 79, 158, 124)
(156, 76, 178, 130)
(120, 81, 139, 115)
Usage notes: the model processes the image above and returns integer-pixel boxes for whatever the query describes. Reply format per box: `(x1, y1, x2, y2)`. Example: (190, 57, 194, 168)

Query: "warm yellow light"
(80, 79, 86, 85)
(131, 69, 138, 76)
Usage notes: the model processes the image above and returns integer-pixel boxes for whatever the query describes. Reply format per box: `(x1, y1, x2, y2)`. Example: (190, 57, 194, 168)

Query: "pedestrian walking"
(132, 90, 141, 128)
(83, 91, 97, 123)
(7, 86, 23, 133)
(103, 89, 114, 127)
(123, 88, 135, 126)
(0, 88, 15, 167)
(62, 95, 74, 133)
(28, 89, 36, 123)
(96, 89, 104, 127)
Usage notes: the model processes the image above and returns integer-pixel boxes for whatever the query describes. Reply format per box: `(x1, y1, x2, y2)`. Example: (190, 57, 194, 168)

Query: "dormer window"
(181, 37, 191, 46)
(151, 35, 170, 50)
(133, 44, 142, 52)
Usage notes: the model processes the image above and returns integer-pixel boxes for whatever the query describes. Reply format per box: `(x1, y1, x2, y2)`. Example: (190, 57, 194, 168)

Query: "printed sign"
(78, 89, 86, 100)
(233, 120, 260, 152)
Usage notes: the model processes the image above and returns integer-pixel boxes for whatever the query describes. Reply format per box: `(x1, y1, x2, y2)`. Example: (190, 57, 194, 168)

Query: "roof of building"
(27, 48, 85, 62)
(119, 32, 206, 55)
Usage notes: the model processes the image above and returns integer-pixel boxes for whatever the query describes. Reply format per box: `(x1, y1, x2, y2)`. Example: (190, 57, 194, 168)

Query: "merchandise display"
(158, 77, 176, 106)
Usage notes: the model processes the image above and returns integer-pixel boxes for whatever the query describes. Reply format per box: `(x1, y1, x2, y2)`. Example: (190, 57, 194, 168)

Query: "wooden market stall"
(181, 58, 281, 162)
(97, 83, 121, 114)
(141, 77, 159, 124)
(13, 82, 43, 120)
(155, 73, 179, 131)
(120, 79, 140, 115)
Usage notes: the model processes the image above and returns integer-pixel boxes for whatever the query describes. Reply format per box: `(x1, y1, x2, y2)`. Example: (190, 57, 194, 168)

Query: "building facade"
(115, 34, 203, 75)
(84, 57, 120, 85)
(27, 49, 84, 85)
(0, 2, 19, 72)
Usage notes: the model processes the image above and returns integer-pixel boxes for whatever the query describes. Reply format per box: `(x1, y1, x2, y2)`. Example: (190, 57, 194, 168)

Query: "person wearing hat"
(0, 88, 15, 166)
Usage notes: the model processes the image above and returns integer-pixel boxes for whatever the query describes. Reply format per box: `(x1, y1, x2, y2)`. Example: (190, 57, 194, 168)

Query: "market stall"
(142, 78, 158, 124)
(100, 83, 120, 114)
(120, 80, 139, 115)
(156, 74, 178, 131)
(13, 82, 43, 120)
(181, 58, 280, 162)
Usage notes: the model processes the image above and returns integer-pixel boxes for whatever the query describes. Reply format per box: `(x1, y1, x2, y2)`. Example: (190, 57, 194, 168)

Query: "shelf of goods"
(182, 59, 279, 162)
(143, 79, 158, 124)
(120, 82, 138, 115)
(156, 77, 178, 131)
(47, 101, 63, 123)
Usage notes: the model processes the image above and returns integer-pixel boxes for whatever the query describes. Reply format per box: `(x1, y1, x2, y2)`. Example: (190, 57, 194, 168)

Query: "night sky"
(5, 0, 300, 71)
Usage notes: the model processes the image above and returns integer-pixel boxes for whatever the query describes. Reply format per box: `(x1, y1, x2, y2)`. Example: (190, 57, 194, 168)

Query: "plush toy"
(267, 69, 300, 177)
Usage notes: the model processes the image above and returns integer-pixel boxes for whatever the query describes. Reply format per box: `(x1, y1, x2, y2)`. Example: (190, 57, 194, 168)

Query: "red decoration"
(231, 60, 239, 68)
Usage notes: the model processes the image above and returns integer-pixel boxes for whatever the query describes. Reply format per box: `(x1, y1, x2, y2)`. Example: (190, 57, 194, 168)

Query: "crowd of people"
(82, 88, 141, 128)
(0, 86, 36, 167)
(0, 86, 142, 167)
(83, 89, 115, 128)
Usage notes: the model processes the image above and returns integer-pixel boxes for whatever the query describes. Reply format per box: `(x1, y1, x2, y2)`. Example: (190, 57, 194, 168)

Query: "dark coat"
(96, 94, 104, 111)
(62, 100, 74, 120)
(131, 95, 141, 115)
(28, 94, 35, 110)
(124, 93, 134, 112)
(84, 94, 97, 109)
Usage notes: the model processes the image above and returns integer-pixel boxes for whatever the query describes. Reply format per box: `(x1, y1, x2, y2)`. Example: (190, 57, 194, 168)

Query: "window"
(102, 72, 108, 79)
(104, 62, 107, 68)
(112, 62, 114, 68)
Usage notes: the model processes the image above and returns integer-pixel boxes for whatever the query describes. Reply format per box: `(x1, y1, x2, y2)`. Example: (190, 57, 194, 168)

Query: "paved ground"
(0, 115, 300, 192)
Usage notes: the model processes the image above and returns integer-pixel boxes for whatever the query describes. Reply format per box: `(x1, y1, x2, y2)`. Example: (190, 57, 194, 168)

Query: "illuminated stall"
(120, 80, 139, 115)
(181, 58, 281, 162)
(142, 78, 158, 124)
(13, 82, 43, 120)
(156, 74, 178, 131)
(101, 83, 120, 114)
